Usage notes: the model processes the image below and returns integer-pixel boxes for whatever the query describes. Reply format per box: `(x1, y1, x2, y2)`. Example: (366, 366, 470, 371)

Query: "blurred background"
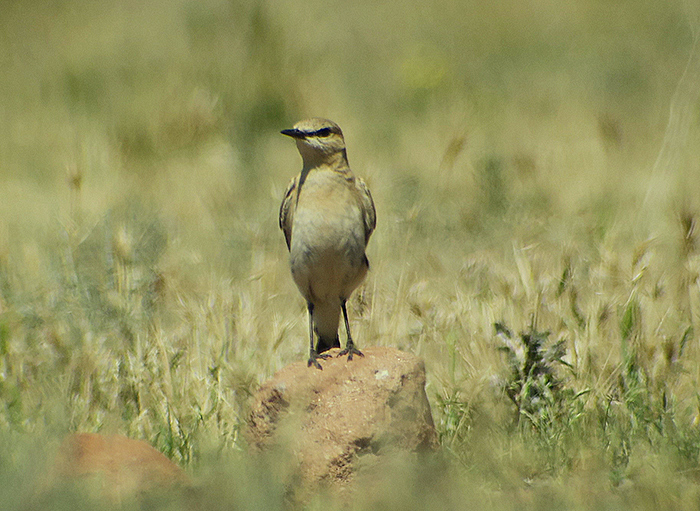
(2, 0, 700, 508)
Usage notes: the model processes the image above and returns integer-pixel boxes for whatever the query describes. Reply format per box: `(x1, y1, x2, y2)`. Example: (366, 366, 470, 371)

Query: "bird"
(279, 118, 376, 369)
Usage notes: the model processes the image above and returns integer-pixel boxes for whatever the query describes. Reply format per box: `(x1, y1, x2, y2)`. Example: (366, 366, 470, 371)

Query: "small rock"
(246, 347, 438, 490)
(37, 433, 192, 506)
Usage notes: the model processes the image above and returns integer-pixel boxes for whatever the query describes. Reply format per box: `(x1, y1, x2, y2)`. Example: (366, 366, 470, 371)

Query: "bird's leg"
(307, 302, 330, 369)
(338, 300, 364, 361)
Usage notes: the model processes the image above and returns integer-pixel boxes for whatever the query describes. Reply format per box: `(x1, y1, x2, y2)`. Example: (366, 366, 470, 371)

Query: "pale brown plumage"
(279, 118, 376, 369)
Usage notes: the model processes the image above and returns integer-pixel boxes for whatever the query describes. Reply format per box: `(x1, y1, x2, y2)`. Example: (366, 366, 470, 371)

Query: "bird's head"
(281, 118, 347, 168)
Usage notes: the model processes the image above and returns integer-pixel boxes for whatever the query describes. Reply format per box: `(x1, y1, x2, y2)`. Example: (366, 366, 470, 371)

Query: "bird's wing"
(356, 177, 376, 244)
(279, 175, 298, 251)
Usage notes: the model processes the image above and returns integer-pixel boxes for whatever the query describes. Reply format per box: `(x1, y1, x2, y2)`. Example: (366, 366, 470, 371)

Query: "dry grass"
(2, 0, 700, 508)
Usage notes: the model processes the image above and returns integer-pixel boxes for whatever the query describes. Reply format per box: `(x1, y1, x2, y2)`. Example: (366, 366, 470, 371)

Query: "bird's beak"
(281, 128, 306, 139)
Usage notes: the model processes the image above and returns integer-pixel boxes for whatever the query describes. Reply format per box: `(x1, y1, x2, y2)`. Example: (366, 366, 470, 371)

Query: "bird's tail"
(313, 301, 341, 353)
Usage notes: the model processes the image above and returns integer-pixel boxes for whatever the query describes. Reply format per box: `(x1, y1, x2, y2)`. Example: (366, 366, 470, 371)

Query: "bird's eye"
(316, 128, 332, 137)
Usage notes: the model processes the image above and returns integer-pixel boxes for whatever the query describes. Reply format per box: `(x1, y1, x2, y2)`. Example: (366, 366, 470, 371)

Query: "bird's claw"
(308, 351, 332, 370)
(308, 358, 323, 370)
(338, 345, 364, 361)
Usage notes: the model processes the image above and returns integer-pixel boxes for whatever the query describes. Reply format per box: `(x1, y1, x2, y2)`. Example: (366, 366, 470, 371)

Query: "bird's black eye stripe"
(315, 128, 332, 137)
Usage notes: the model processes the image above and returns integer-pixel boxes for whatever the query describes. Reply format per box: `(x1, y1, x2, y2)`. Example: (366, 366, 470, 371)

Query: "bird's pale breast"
(289, 171, 367, 303)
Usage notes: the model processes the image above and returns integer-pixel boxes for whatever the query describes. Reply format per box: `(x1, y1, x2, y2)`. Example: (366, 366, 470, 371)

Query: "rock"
(246, 347, 438, 489)
(38, 433, 192, 506)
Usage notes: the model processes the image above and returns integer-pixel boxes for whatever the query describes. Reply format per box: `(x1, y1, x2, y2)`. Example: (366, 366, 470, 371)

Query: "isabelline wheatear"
(279, 118, 376, 369)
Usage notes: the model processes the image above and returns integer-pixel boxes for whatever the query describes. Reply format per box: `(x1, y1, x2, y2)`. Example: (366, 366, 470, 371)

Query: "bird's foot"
(338, 343, 364, 361)
(307, 350, 332, 370)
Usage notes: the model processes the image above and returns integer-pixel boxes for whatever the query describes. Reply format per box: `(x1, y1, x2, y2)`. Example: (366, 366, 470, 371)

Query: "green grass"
(2, 0, 700, 508)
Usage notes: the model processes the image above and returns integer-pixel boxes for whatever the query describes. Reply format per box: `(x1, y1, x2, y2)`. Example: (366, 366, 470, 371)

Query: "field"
(2, 0, 700, 508)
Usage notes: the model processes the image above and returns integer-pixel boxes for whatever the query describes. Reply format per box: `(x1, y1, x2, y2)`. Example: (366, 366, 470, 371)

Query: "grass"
(2, 0, 700, 508)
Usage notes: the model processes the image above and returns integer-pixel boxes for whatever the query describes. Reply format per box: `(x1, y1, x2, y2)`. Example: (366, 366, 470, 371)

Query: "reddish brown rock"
(246, 347, 438, 488)
(38, 433, 192, 506)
